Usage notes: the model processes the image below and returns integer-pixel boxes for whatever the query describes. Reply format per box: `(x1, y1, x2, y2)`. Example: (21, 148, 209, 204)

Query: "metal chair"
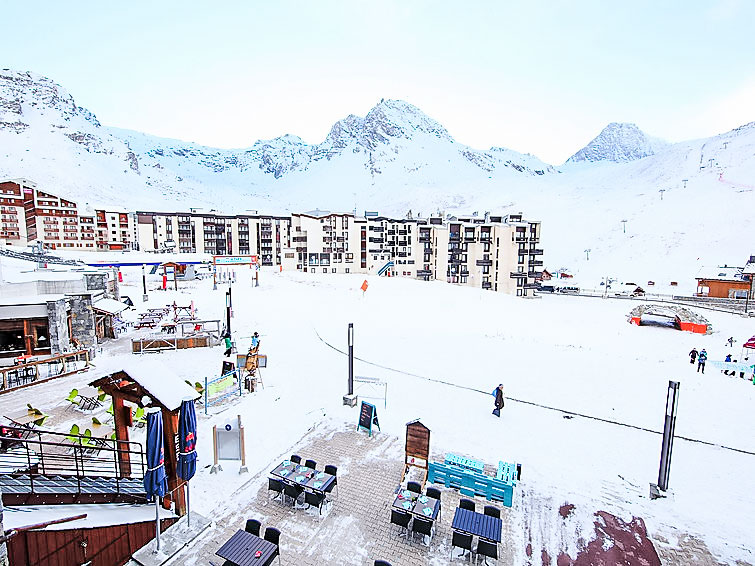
(407, 481, 422, 494)
(410, 516, 433, 546)
(305, 459, 317, 470)
(283, 482, 304, 507)
(476, 539, 498, 564)
(426, 487, 441, 519)
(451, 530, 473, 562)
(304, 490, 326, 514)
(268, 478, 284, 501)
(483, 505, 500, 519)
(290, 454, 302, 464)
(459, 498, 476, 512)
(324, 464, 338, 498)
(390, 509, 411, 538)
(264, 527, 281, 565)
(245, 519, 261, 536)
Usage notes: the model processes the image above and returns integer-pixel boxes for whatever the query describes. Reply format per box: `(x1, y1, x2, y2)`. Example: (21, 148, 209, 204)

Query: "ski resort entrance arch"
(628, 304, 711, 334)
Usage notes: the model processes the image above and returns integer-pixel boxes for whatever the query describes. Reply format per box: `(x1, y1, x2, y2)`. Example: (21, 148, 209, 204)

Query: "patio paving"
(181, 421, 516, 566)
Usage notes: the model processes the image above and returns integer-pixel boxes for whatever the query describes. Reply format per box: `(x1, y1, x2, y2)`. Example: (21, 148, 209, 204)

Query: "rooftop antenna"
(621, 219, 627, 233)
(659, 188, 666, 200)
(584, 248, 591, 261)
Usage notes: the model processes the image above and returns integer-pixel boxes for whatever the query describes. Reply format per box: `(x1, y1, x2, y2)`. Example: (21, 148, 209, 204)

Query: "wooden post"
(112, 395, 131, 477)
(238, 414, 248, 474)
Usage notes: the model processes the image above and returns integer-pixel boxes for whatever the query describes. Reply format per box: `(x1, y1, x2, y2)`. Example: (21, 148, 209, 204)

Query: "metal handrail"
(0, 425, 146, 482)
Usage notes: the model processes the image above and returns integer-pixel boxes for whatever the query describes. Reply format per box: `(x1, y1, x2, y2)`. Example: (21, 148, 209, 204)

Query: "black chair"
(290, 454, 302, 464)
(264, 527, 281, 565)
(426, 487, 441, 519)
(389, 509, 411, 538)
(406, 481, 422, 494)
(305, 490, 326, 514)
(324, 464, 338, 498)
(451, 530, 473, 562)
(375, 561, 392, 566)
(245, 518, 261, 536)
(283, 482, 304, 507)
(268, 478, 283, 501)
(476, 539, 498, 564)
(459, 498, 475, 512)
(483, 505, 500, 519)
(411, 516, 433, 546)
(305, 459, 317, 470)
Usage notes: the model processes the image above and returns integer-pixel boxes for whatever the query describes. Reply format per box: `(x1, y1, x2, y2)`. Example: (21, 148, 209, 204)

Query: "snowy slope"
(2, 69, 755, 287)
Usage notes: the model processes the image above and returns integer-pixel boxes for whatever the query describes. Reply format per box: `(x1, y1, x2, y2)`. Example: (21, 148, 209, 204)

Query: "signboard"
(357, 401, 380, 437)
(216, 419, 242, 461)
(361, 280, 369, 293)
(213, 255, 258, 266)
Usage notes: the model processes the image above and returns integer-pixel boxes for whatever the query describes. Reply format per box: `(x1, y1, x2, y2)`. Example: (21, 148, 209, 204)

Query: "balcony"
(370, 226, 384, 232)
(510, 272, 528, 278)
(528, 271, 543, 279)
(449, 257, 464, 265)
(449, 233, 461, 241)
(528, 249, 544, 256)
(476, 259, 492, 266)
(514, 236, 527, 242)
(523, 283, 540, 289)
(528, 259, 544, 267)
(387, 230, 396, 236)
(418, 235, 431, 243)
(482, 282, 492, 290)
(464, 235, 476, 242)
(369, 237, 384, 244)
(416, 269, 432, 277)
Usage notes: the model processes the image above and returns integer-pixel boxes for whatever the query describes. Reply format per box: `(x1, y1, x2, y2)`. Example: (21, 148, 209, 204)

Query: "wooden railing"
(0, 350, 91, 393)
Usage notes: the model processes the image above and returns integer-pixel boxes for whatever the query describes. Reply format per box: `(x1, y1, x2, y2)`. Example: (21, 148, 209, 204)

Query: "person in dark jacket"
(689, 347, 698, 364)
(492, 384, 504, 417)
(724, 353, 732, 375)
(697, 349, 707, 373)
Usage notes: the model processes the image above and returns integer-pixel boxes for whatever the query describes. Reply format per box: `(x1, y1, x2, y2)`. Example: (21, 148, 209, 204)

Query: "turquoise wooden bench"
(427, 461, 515, 507)
(496, 461, 518, 485)
(445, 453, 485, 473)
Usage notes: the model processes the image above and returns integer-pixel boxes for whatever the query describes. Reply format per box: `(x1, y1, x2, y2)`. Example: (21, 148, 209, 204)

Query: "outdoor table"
(77, 387, 102, 411)
(451, 507, 502, 543)
(5, 411, 44, 428)
(270, 460, 335, 493)
(216, 529, 278, 566)
(392, 489, 440, 520)
(160, 323, 177, 334)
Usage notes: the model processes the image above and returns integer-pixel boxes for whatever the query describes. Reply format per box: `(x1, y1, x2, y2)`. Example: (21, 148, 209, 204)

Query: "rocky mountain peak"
(566, 122, 668, 164)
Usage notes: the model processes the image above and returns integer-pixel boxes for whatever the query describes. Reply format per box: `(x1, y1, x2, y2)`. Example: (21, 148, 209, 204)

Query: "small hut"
(89, 363, 200, 516)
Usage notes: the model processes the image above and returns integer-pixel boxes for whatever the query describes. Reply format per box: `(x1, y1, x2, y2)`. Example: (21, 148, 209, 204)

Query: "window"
(345, 268, 350, 273)
(322, 268, 327, 273)
(332, 268, 337, 273)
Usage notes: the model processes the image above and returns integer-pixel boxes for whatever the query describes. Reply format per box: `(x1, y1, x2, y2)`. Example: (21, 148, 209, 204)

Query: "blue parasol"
(177, 398, 197, 527)
(144, 408, 167, 551)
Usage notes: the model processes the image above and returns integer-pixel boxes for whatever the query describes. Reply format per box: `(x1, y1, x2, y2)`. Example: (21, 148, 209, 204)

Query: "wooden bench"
(427, 461, 516, 507)
(445, 453, 485, 473)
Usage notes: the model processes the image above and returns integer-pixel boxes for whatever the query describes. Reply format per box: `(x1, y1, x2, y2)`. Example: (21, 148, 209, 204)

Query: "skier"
(492, 384, 505, 417)
(727, 336, 735, 348)
(724, 353, 732, 375)
(697, 349, 707, 373)
(689, 347, 698, 364)
(223, 331, 233, 357)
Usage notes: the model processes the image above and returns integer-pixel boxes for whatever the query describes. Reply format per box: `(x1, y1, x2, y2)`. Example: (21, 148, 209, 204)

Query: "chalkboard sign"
(221, 361, 235, 376)
(357, 401, 380, 437)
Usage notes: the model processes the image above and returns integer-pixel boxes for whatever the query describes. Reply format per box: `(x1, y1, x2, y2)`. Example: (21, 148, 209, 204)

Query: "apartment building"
(0, 179, 136, 251)
(283, 210, 543, 296)
(136, 210, 291, 265)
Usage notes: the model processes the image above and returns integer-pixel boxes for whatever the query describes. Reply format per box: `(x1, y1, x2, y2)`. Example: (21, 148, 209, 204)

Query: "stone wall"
(69, 294, 96, 357)
(46, 298, 70, 354)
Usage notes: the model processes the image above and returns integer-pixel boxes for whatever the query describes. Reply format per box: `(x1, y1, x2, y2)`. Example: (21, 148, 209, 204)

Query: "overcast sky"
(3, 0, 754, 164)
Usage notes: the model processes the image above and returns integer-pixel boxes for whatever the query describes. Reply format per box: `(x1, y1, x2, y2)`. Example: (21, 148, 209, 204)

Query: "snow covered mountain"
(565, 122, 670, 164)
(2, 69, 755, 287)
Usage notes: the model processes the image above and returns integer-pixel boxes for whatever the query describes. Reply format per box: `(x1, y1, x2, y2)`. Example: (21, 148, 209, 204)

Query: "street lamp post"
(348, 323, 354, 396)
(584, 249, 591, 261)
(225, 286, 232, 335)
(621, 220, 627, 233)
(142, 264, 148, 302)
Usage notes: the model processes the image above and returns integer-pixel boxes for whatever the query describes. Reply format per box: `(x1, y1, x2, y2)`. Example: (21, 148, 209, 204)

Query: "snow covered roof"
(696, 266, 745, 281)
(93, 297, 128, 315)
(3, 503, 176, 531)
(90, 357, 200, 412)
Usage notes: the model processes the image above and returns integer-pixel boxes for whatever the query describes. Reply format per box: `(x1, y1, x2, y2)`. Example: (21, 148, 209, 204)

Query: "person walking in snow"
(689, 347, 698, 364)
(697, 349, 707, 373)
(724, 353, 732, 375)
(223, 332, 233, 357)
(727, 336, 735, 348)
(492, 384, 505, 417)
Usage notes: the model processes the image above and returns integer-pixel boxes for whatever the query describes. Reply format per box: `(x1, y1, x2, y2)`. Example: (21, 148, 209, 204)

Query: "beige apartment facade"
(136, 210, 291, 266)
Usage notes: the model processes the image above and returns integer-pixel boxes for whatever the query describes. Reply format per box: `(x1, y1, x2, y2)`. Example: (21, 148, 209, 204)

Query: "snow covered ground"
(2, 257, 754, 563)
